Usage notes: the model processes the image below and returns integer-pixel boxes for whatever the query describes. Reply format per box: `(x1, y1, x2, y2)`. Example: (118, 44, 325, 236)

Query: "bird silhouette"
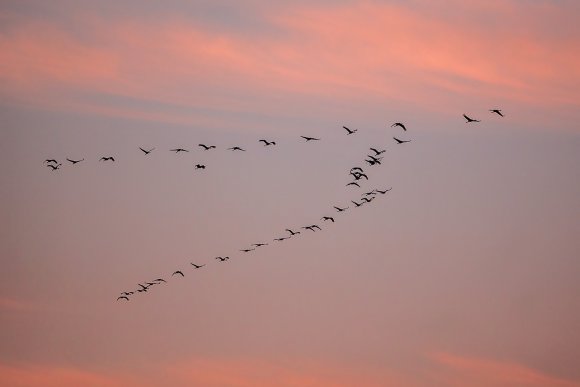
(252, 243, 268, 247)
(463, 114, 480, 123)
(274, 237, 290, 241)
(198, 144, 216, 150)
(350, 167, 364, 173)
(374, 188, 392, 194)
(139, 147, 155, 155)
(334, 206, 348, 212)
(154, 278, 167, 283)
(215, 256, 230, 262)
(285, 229, 301, 236)
(66, 158, 84, 164)
(347, 181, 361, 187)
(351, 172, 368, 180)
(391, 122, 407, 131)
(100, 156, 115, 161)
(369, 147, 386, 155)
(117, 296, 129, 301)
(44, 159, 58, 164)
(366, 155, 382, 164)
(361, 197, 374, 203)
(322, 216, 335, 222)
(194, 164, 206, 170)
(47, 163, 62, 170)
(170, 148, 189, 153)
(137, 284, 149, 291)
(172, 270, 184, 277)
(393, 137, 411, 144)
(240, 248, 255, 252)
(351, 200, 363, 207)
(302, 225, 321, 232)
(120, 291, 134, 296)
(259, 139, 276, 146)
(228, 146, 246, 151)
(301, 136, 320, 142)
(490, 109, 504, 117)
(363, 190, 377, 196)
(343, 126, 358, 135)
(190, 263, 205, 269)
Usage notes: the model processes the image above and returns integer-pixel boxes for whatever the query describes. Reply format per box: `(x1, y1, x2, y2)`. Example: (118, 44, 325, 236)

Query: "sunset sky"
(1, 1, 579, 386)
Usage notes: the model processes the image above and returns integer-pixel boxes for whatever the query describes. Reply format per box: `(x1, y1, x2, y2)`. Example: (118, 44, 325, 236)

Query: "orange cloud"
(0, 1, 578, 126)
(429, 352, 580, 387)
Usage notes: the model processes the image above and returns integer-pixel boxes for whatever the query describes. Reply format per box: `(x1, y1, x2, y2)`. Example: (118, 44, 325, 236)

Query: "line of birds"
(116, 121, 413, 301)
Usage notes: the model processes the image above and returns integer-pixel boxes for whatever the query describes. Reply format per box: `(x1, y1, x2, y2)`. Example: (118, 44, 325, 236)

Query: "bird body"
(259, 139, 276, 146)
(334, 206, 348, 212)
(322, 216, 335, 222)
(172, 270, 184, 277)
(285, 229, 300, 236)
(463, 114, 480, 123)
(194, 164, 206, 170)
(228, 146, 246, 151)
(369, 147, 386, 155)
(393, 137, 411, 144)
(343, 126, 358, 135)
(66, 158, 84, 164)
(347, 181, 361, 187)
(391, 122, 407, 131)
(190, 263, 205, 269)
(100, 156, 115, 161)
(139, 147, 155, 154)
(490, 109, 504, 117)
(301, 136, 320, 142)
(198, 144, 216, 150)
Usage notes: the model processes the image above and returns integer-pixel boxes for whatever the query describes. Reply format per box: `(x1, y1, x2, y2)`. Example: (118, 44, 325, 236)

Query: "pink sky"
(1, 1, 579, 386)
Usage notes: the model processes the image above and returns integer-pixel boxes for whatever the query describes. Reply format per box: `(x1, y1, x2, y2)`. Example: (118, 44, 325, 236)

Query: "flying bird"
(343, 126, 358, 135)
(490, 109, 504, 117)
(363, 190, 377, 196)
(252, 243, 268, 247)
(301, 136, 320, 142)
(393, 137, 411, 144)
(351, 200, 363, 207)
(47, 163, 62, 170)
(117, 296, 129, 301)
(154, 278, 167, 283)
(240, 248, 255, 253)
(44, 159, 58, 164)
(139, 147, 155, 155)
(463, 114, 480, 123)
(391, 122, 407, 131)
(100, 156, 115, 161)
(228, 146, 246, 151)
(259, 139, 276, 146)
(198, 144, 216, 150)
(302, 225, 321, 232)
(347, 181, 360, 187)
(172, 270, 184, 277)
(374, 188, 392, 194)
(190, 263, 205, 269)
(361, 197, 375, 203)
(285, 229, 300, 236)
(369, 147, 386, 155)
(66, 158, 84, 164)
(351, 172, 368, 180)
(334, 206, 348, 212)
(194, 164, 206, 170)
(274, 237, 290, 241)
(170, 148, 189, 153)
(215, 256, 230, 262)
(321, 216, 335, 222)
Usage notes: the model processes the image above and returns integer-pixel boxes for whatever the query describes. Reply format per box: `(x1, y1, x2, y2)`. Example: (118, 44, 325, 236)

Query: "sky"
(1, 0, 579, 386)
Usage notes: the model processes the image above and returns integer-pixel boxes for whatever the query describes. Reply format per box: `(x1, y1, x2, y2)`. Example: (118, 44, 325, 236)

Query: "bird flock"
(42, 110, 503, 302)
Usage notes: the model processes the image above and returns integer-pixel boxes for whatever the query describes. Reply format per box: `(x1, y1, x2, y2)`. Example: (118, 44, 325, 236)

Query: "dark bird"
(302, 225, 321, 232)
(365, 159, 379, 166)
(252, 243, 268, 247)
(351, 167, 364, 172)
(351, 200, 363, 207)
(274, 237, 290, 241)
(347, 181, 360, 187)
(369, 147, 386, 156)
(139, 147, 155, 155)
(463, 114, 480, 123)
(490, 109, 504, 117)
(343, 126, 358, 135)
(393, 137, 411, 144)
(228, 146, 246, 151)
(391, 122, 407, 131)
(194, 164, 206, 170)
(154, 278, 167, 283)
(121, 291, 134, 296)
(361, 197, 375, 203)
(374, 188, 392, 194)
(198, 144, 216, 150)
(240, 248, 255, 252)
(363, 190, 377, 196)
(322, 216, 335, 222)
(66, 158, 84, 164)
(215, 256, 230, 262)
(172, 270, 184, 277)
(170, 148, 189, 153)
(366, 155, 382, 164)
(351, 172, 368, 180)
(44, 159, 58, 164)
(117, 296, 129, 301)
(137, 284, 149, 291)
(301, 136, 320, 142)
(285, 229, 300, 236)
(259, 139, 276, 146)
(190, 263, 205, 269)
(47, 163, 62, 170)
(334, 206, 348, 212)
(146, 282, 158, 287)
(100, 156, 115, 161)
